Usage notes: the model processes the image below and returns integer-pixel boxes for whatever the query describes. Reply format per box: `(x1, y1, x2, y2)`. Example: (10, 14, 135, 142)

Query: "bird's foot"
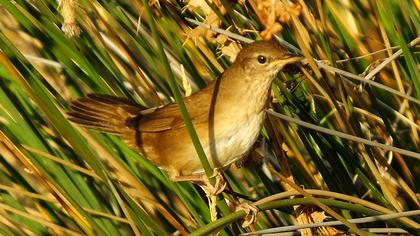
(231, 202, 259, 228)
(170, 171, 227, 223)
(201, 170, 227, 197)
(169, 171, 226, 196)
(197, 171, 227, 222)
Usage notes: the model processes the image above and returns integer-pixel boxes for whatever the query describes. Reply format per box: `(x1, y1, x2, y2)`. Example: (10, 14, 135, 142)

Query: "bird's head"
(234, 40, 302, 80)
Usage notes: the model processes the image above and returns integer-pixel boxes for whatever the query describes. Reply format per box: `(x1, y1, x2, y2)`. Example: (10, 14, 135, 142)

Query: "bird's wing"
(138, 104, 182, 132)
(67, 94, 146, 149)
(138, 80, 216, 133)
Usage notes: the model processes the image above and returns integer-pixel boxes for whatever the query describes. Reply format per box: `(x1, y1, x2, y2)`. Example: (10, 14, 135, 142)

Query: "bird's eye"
(257, 55, 267, 64)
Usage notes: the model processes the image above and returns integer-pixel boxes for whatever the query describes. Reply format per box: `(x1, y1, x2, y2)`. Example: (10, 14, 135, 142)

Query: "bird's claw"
(202, 170, 227, 197)
(234, 203, 259, 228)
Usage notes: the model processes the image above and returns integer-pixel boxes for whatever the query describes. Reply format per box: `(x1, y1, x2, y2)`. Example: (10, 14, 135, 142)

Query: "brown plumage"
(68, 40, 301, 181)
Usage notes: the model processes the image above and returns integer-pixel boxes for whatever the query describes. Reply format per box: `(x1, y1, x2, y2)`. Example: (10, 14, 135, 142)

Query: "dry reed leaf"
(296, 206, 345, 236)
(250, 0, 302, 40)
(185, 0, 226, 43)
(219, 40, 241, 62)
(184, 0, 213, 15)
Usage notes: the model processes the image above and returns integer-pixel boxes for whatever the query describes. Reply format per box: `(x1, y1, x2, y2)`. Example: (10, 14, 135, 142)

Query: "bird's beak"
(284, 56, 303, 64)
(273, 55, 303, 67)
(284, 51, 303, 64)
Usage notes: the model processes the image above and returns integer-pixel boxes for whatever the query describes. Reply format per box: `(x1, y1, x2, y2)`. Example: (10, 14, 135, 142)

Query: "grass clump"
(0, 0, 418, 235)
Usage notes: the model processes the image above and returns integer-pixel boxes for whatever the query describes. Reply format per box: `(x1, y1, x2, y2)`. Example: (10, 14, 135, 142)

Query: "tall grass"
(0, 0, 418, 235)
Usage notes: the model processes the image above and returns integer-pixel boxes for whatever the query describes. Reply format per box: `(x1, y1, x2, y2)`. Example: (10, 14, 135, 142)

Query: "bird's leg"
(202, 170, 227, 197)
(170, 174, 204, 183)
(170, 171, 226, 222)
(198, 170, 227, 222)
(170, 171, 227, 197)
(230, 202, 259, 228)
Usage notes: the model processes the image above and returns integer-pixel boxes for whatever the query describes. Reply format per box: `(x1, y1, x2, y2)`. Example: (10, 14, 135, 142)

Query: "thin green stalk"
(191, 198, 410, 236)
(139, 0, 212, 180)
(138, 0, 233, 230)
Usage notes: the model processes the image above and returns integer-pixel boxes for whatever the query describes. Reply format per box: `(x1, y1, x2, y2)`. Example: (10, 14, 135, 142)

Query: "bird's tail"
(67, 94, 144, 141)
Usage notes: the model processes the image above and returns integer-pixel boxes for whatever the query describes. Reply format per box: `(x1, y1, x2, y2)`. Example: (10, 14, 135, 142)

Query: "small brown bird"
(68, 40, 301, 193)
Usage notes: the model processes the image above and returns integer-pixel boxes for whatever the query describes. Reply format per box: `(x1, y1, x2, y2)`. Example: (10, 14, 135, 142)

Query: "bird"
(67, 40, 301, 195)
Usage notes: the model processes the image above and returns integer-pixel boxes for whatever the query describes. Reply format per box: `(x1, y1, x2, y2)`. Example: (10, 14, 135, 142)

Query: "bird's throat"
(218, 70, 275, 114)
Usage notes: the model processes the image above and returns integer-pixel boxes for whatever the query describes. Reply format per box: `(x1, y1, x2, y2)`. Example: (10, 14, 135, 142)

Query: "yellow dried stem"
(58, 0, 81, 37)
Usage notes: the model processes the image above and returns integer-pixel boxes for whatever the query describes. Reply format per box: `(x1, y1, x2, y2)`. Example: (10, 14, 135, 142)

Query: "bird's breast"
(207, 110, 265, 169)
(204, 81, 271, 170)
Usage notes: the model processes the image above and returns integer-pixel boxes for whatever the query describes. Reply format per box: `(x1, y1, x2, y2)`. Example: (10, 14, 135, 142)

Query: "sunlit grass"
(0, 0, 418, 235)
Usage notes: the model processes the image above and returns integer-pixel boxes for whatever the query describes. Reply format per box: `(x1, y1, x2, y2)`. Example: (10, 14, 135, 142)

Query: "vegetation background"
(0, 0, 419, 235)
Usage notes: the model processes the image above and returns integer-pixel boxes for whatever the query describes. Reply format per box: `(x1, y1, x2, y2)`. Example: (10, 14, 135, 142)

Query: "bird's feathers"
(67, 94, 145, 148)
(67, 80, 216, 147)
